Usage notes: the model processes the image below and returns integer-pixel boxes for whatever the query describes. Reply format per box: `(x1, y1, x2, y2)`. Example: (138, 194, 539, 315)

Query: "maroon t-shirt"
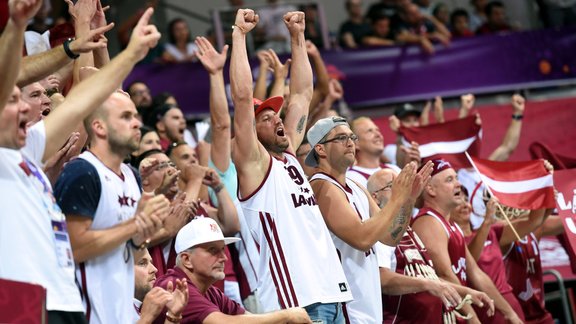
(412, 207, 468, 286)
(383, 227, 443, 324)
(503, 233, 554, 324)
(154, 267, 245, 324)
(467, 225, 525, 323)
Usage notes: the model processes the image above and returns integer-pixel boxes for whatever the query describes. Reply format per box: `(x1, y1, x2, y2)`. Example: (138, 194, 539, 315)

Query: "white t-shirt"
(164, 42, 198, 62)
(0, 124, 83, 312)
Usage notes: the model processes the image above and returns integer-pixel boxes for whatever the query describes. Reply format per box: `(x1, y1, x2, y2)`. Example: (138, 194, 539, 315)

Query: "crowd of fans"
(14, 0, 576, 61)
(0, 0, 570, 324)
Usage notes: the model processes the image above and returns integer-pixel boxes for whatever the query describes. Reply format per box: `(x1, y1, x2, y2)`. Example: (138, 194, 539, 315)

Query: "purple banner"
(125, 27, 576, 115)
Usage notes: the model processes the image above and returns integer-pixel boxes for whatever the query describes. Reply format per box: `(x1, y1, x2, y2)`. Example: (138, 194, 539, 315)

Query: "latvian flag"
(399, 116, 481, 169)
(470, 157, 556, 210)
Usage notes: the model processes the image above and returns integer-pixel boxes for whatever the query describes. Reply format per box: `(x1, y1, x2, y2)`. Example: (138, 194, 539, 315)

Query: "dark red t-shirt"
(503, 233, 554, 324)
(154, 267, 245, 324)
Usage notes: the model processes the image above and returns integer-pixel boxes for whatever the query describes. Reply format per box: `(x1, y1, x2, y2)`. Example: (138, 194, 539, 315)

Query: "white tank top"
(77, 152, 141, 324)
(239, 153, 352, 310)
(310, 172, 382, 324)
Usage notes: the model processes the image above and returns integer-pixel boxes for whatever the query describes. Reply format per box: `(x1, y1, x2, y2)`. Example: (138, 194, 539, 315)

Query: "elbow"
(212, 121, 231, 133)
(71, 248, 90, 264)
(353, 237, 378, 252)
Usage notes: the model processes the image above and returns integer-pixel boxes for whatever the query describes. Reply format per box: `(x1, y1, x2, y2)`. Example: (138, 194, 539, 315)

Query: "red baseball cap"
(253, 96, 283, 116)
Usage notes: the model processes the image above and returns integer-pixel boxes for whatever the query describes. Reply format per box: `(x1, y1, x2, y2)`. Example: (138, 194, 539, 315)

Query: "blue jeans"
(304, 302, 344, 324)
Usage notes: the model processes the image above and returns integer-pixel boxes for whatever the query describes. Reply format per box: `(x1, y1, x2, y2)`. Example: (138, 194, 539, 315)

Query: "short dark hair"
(450, 8, 469, 26)
(126, 80, 147, 95)
(485, 1, 504, 17)
(166, 141, 188, 158)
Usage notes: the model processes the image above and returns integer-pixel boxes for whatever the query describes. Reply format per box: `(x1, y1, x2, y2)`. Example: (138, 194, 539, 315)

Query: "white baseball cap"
(305, 116, 350, 167)
(175, 217, 241, 253)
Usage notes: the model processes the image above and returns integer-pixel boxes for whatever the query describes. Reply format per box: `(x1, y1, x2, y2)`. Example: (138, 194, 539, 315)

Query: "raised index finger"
(136, 7, 154, 29)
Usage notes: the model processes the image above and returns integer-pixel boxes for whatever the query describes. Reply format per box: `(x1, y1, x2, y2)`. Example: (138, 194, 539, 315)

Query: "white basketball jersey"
(310, 173, 382, 324)
(239, 153, 352, 310)
(233, 199, 260, 292)
(77, 152, 141, 324)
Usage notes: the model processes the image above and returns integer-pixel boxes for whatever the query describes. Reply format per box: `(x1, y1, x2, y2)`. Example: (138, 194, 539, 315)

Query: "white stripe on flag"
(402, 135, 477, 158)
(482, 174, 553, 194)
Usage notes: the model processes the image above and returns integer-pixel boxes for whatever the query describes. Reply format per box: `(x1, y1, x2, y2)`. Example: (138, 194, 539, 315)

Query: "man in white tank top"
(54, 11, 172, 321)
(229, 9, 352, 321)
(306, 116, 433, 323)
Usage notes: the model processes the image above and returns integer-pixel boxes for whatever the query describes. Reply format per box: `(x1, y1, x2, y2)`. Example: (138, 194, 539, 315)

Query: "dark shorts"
(48, 311, 87, 324)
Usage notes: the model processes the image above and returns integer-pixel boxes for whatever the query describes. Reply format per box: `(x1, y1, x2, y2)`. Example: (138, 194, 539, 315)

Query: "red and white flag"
(399, 116, 481, 169)
(469, 157, 555, 210)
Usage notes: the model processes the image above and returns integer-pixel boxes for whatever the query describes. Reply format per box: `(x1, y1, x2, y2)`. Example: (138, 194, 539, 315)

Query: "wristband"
(129, 238, 150, 250)
(512, 114, 523, 121)
(231, 24, 245, 33)
(63, 38, 80, 59)
(165, 311, 182, 323)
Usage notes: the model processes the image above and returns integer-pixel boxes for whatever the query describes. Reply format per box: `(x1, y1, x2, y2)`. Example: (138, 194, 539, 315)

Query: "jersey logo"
(519, 278, 535, 301)
(285, 165, 304, 185)
(451, 257, 467, 283)
(118, 195, 137, 207)
(338, 282, 348, 292)
(291, 193, 317, 208)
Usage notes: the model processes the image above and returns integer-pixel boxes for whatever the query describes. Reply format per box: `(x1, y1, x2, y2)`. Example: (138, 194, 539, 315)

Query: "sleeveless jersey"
(412, 207, 468, 286)
(382, 227, 444, 324)
(77, 152, 141, 324)
(309, 172, 381, 324)
(238, 153, 352, 310)
(503, 233, 554, 324)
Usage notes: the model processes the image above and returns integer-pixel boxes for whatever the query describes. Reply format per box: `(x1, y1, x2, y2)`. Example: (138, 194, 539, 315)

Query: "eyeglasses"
(320, 134, 358, 145)
(373, 182, 393, 194)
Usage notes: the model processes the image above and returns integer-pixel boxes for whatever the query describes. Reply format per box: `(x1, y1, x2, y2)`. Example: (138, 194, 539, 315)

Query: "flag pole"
(464, 152, 522, 242)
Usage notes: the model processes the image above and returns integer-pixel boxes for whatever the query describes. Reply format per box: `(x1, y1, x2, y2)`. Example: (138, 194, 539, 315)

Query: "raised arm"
(467, 198, 497, 261)
(195, 36, 231, 172)
(0, 0, 42, 109)
(253, 50, 271, 100)
(306, 40, 329, 114)
(17, 26, 109, 88)
(282, 11, 313, 153)
(229, 9, 269, 191)
(66, 0, 97, 84)
(488, 94, 525, 161)
(42, 8, 157, 163)
(264, 49, 291, 99)
(91, 0, 111, 67)
(458, 94, 474, 119)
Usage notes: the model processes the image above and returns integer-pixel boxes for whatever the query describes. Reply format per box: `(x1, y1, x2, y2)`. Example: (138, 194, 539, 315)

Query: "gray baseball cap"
(305, 116, 350, 167)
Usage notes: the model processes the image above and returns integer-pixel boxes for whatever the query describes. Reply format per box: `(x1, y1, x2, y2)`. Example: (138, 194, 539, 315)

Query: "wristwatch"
(63, 38, 80, 59)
